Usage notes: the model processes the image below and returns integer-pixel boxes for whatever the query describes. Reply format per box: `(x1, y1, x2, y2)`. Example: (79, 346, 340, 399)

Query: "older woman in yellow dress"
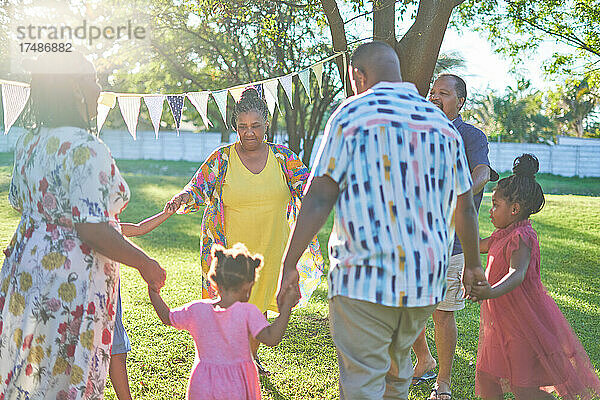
(167, 88, 323, 373)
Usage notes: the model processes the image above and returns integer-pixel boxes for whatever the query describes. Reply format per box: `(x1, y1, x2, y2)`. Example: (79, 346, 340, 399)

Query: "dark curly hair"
(208, 243, 263, 291)
(494, 154, 545, 218)
(22, 52, 97, 134)
(230, 87, 270, 129)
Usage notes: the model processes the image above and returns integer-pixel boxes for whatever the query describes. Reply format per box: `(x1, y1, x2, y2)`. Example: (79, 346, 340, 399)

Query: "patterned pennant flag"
(143, 95, 164, 139)
(2, 83, 31, 135)
(229, 87, 245, 103)
(166, 95, 185, 134)
(251, 83, 263, 99)
(263, 79, 280, 115)
(212, 90, 229, 127)
(118, 96, 141, 140)
(279, 74, 294, 108)
(96, 104, 111, 133)
(298, 69, 311, 103)
(311, 62, 324, 97)
(187, 91, 211, 130)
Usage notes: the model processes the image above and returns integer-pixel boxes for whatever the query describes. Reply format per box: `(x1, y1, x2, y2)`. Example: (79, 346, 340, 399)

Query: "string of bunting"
(0, 52, 346, 138)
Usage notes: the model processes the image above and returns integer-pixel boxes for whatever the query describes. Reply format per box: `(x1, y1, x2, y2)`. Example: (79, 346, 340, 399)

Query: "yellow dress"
(222, 146, 291, 312)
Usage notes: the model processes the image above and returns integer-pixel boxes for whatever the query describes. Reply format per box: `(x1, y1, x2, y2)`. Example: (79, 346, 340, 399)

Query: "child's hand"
(279, 284, 300, 312)
(469, 281, 493, 302)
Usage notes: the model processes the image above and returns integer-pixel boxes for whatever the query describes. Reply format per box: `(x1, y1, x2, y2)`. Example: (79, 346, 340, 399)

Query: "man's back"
(310, 81, 472, 308)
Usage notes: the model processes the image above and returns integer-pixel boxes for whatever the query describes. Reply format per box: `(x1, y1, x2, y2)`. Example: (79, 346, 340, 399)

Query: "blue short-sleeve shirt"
(451, 115, 491, 255)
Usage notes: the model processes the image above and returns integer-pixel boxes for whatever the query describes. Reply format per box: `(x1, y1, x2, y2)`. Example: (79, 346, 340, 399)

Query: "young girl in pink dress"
(148, 243, 300, 400)
(470, 154, 600, 400)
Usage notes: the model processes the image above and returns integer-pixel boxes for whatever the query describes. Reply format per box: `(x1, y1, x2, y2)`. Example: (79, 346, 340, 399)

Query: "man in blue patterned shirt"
(278, 41, 487, 400)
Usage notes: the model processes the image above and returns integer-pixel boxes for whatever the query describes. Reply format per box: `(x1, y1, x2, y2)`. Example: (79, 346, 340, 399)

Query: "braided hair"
(230, 88, 270, 129)
(208, 243, 263, 291)
(494, 154, 545, 218)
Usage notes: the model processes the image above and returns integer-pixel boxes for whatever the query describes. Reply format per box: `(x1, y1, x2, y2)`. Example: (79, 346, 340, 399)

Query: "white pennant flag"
(118, 96, 141, 140)
(264, 85, 277, 116)
(279, 74, 294, 108)
(97, 92, 116, 133)
(187, 91, 211, 130)
(143, 95, 164, 139)
(263, 79, 281, 115)
(212, 90, 229, 127)
(298, 69, 311, 103)
(229, 87, 245, 103)
(311, 62, 324, 97)
(2, 83, 30, 135)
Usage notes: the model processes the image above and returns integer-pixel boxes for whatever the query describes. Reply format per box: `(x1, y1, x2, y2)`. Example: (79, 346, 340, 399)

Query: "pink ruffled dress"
(475, 219, 600, 399)
(169, 300, 269, 400)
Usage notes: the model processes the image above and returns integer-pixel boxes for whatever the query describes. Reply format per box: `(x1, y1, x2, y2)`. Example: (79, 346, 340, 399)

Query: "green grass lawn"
(0, 154, 598, 399)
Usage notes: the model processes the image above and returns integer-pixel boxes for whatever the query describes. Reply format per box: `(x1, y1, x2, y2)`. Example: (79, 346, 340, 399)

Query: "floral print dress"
(0, 127, 130, 400)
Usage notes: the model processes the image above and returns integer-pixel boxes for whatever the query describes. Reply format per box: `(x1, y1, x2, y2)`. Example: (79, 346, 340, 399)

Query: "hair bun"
(211, 244, 226, 259)
(512, 154, 539, 178)
(239, 87, 260, 102)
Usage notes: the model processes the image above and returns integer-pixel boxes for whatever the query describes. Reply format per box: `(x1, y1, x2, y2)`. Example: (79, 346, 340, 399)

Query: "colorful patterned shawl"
(179, 142, 324, 305)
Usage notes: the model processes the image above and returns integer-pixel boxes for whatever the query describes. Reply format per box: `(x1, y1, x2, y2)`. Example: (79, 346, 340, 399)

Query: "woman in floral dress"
(0, 53, 166, 399)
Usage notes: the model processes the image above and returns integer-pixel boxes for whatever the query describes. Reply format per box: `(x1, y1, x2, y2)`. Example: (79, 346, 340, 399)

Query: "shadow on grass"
(260, 376, 292, 400)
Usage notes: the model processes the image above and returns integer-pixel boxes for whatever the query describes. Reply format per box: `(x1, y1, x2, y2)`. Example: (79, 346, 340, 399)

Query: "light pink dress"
(169, 300, 269, 400)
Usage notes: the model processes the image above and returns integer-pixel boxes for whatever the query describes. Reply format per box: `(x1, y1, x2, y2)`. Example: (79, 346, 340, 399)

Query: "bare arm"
(471, 237, 531, 300)
(75, 222, 166, 291)
(480, 236, 491, 254)
(255, 308, 292, 347)
(455, 189, 487, 298)
(277, 176, 339, 307)
(147, 288, 172, 326)
(471, 164, 491, 196)
(120, 208, 174, 237)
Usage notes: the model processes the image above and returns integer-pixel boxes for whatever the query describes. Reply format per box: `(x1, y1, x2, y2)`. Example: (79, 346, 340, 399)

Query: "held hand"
(139, 258, 167, 292)
(469, 280, 493, 302)
(279, 283, 301, 312)
(462, 264, 487, 300)
(163, 201, 177, 215)
(277, 264, 300, 311)
(166, 192, 188, 214)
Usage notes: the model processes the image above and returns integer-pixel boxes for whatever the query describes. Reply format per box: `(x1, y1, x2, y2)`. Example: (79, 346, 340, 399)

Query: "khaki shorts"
(437, 253, 465, 312)
(329, 296, 437, 400)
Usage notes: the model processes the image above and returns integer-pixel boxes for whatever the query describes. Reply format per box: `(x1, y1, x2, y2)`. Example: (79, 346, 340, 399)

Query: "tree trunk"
(320, 0, 353, 97)
(373, 0, 396, 44)
(395, 0, 465, 96)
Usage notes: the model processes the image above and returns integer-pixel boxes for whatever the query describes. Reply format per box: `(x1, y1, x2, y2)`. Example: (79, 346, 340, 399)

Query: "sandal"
(428, 388, 451, 400)
(411, 369, 437, 386)
(254, 355, 270, 376)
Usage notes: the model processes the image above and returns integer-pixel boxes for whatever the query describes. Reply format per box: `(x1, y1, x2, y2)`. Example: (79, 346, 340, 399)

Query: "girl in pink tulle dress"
(147, 243, 300, 400)
(471, 154, 600, 400)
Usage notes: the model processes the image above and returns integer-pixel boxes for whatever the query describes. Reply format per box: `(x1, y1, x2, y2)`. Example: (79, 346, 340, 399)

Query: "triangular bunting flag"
(263, 79, 280, 115)
(279, 74, 294, 108)
(1, 83, 30, 135)
(143, 95, 164, 139)
(298, 69, 311, 103)
(264, 86, 277, 116)
(96, 104, 111, 133)
(166, 95, 185, 135)
(252, 83, 263, 99)
(229, 87, 245, 103)
(212, 90, 229, 127)
(97, 92, 117, 133)
(118, 96, 141, 140)
(311, 62, 324, 97)
(187, 91, 211, 130)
